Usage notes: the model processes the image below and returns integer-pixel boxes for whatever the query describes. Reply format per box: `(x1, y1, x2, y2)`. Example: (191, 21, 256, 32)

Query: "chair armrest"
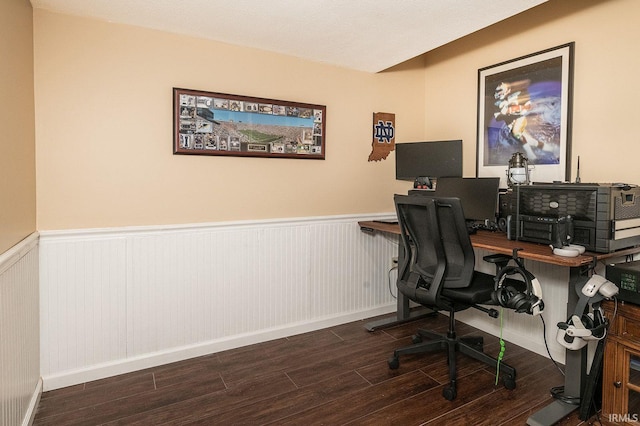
(482, 253, 511, 267)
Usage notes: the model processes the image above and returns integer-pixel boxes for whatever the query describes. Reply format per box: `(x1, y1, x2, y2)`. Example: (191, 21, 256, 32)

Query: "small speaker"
(497, 217, 508, 233)
(498, 216, 515, 237)
(498, 191, 517, 220)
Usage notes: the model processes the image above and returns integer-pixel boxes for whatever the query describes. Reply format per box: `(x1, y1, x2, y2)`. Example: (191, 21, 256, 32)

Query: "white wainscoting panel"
(0, 232, 41, 426)
(43, 214, 614, 391)
(40, 237, 128, 377)
(39, 215, 399, 390)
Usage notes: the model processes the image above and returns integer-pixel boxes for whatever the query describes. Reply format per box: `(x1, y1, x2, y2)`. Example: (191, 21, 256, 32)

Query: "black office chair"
(388, 194, 516, 401)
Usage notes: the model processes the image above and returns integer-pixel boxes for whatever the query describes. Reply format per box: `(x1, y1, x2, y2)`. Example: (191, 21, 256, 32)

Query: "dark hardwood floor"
(34, 312, 606, 425)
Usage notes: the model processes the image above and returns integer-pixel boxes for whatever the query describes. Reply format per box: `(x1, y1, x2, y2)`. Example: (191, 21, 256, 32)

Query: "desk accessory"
(556, 274, 618, 350)
(506, 151, 531, 187)
(551, 244, 585, 257)
(491, 249, 544, 316)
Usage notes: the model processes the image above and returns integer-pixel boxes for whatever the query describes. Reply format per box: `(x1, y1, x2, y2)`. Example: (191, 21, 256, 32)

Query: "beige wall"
(423, 0, 639, 183)
(0, 0, 37, 253)
(32, 0, 640, 231)
(33, 10, 421, 230)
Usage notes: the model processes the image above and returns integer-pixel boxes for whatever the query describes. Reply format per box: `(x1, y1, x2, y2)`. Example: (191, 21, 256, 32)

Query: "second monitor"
(414, 177, 500, 226)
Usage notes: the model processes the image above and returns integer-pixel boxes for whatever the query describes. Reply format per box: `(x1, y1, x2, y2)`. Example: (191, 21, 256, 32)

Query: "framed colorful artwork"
(174, 88, 326, 159)
(476, 43, 575, 188)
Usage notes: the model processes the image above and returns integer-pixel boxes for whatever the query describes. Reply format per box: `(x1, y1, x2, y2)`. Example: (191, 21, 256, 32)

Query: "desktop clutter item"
(556, 274, 619, 350)
(506, 151, 531, 187)
(413, 176, 432, 190)
(551, 243, 586, 258)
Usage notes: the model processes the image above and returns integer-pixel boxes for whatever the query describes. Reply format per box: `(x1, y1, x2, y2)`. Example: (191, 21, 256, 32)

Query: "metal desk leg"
(527, 266, 587, 425)
(365, 239, 435, 331)
(364, 292, 435, 331)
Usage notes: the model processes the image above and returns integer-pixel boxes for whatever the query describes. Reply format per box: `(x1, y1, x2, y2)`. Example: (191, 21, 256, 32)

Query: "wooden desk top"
(358, 220, 640, 268)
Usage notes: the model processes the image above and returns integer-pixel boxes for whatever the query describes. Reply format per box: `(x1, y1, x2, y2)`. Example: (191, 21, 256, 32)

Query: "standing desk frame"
(358, 221, 640, 426)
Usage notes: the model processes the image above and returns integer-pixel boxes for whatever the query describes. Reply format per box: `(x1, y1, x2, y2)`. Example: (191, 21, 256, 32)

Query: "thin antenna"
(575, 156, 581, 183)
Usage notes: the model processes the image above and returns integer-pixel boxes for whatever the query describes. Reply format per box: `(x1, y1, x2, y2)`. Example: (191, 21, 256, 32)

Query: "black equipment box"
(499, 183, 640, 253)
(508, 214, 573, 248)
(606, 260, 640, 305)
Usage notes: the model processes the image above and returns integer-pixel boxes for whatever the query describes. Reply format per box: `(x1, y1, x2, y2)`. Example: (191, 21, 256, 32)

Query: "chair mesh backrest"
(396, 197, 438, 285)
(395, 195, 476, 298)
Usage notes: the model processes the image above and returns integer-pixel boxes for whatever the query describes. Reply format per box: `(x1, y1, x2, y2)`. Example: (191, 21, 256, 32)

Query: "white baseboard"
(42, 304, 395, 391)
(23, 378, 43, 426)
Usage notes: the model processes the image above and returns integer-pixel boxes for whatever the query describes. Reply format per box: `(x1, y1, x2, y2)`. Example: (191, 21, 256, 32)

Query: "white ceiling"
(30, 0, 548, 73)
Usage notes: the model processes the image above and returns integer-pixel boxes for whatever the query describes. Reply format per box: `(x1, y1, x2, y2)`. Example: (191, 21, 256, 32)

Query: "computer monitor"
(395, 140, 463, 183)
(435, 177, 500, 223)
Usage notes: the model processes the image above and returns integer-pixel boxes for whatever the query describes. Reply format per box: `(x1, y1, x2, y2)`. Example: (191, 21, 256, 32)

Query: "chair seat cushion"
(441, 271, 496, 305)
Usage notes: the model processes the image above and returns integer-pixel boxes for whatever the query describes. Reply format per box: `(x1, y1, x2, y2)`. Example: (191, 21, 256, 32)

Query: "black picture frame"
(476, 43, 575, 188)
(173, 88, 326, 159)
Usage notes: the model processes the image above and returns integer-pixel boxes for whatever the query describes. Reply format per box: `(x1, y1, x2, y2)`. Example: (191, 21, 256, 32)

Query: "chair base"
(388, 321, 516, 401)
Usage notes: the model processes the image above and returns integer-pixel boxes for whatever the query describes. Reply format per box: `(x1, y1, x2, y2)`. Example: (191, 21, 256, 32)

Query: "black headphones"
(491, 264, 544, 316)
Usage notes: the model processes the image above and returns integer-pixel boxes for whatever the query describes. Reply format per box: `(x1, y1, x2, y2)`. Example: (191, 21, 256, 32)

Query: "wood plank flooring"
(34, 312, 607, 425)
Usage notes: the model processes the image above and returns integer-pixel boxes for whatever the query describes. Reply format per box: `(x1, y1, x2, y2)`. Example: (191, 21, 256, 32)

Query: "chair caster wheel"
(442, 386, 457, 401)
(503, 376, 516, 390)
(411, 334, 423, 344)
(388, 356, 400, 370)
